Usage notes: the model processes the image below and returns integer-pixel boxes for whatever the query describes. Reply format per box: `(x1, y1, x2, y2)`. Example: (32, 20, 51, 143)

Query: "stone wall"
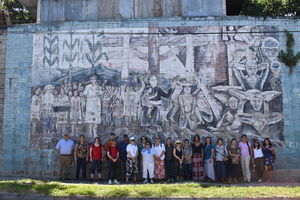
(1, 17, 300, 179)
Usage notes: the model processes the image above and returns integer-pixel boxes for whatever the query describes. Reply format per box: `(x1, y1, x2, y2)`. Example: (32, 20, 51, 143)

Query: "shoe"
(150, 179, 154, 184)
(108, 180, 112, 184)
(143, 180, 148, 184)
(258, 179, 262, 182)
(114, 180, 120, 184)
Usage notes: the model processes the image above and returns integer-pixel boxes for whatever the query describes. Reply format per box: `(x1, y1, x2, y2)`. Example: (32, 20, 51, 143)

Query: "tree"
(0, 0, 35, 23)
(239, 0, 300, 16)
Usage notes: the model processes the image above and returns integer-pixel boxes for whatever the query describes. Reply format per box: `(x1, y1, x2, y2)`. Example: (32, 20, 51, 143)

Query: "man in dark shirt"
(118, 134, 129, 181)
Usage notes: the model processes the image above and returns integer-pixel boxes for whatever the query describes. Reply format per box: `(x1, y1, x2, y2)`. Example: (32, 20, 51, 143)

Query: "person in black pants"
(107, 139, 120, 184)
(74, 135, 89, 181)
(165, 138, 175, 182)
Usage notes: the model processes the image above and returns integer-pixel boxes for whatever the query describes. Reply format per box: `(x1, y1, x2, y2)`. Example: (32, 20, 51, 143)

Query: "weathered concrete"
(0, 16, 300, 180)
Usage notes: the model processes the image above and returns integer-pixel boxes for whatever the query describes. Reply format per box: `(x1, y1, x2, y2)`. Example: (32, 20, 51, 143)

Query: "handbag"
(232, 156, 239, 165)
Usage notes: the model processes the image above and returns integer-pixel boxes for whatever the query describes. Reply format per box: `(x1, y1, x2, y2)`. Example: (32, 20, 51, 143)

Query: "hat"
(130, 136, 135, 141)
(175, 140, 182, 144)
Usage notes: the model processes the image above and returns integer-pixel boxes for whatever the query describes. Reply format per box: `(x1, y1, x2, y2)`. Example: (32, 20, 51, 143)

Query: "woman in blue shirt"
(204, 137, 215, 181)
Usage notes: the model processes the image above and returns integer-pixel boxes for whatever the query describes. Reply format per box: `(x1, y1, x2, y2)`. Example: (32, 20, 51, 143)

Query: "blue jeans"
(216, 161, 226, 180)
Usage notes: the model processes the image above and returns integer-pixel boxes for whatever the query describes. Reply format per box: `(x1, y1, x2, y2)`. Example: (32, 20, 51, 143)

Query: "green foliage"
(0, 0, 35, 23)
(0, 179, 300, 198)
(279, 30, 300, 74)
(240, 0, 300, 16)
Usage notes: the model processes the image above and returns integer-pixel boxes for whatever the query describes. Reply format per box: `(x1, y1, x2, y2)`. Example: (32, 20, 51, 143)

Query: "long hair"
(193, 135, 200, 143)
(263, 138, 272, 147)
(253, 139, 261, 149)
(94, 137, 100, 144)
(205, 137, 212, 146)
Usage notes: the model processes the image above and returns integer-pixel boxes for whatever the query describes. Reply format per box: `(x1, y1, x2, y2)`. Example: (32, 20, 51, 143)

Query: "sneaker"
(108, 180, 112, 184)
(258, 179, 262, 182)
(143, 180, 148, 184)
(114, 180, 120, 184)
(150, 179, 154, 184)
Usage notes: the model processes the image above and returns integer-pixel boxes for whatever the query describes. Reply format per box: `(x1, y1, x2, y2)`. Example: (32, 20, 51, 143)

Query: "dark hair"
(94, 137, 100, 143)
(230, 139, 237, 146)
(193, 135, 200, 142)
(141, 136, 147, 141)
(110, 133, 115, 136)
(241, 135, 247, 138)
(184, 139, 189, 143)
(253, 139, 261, 149)
(263, 138, 272, 147)
(216, 138, 223, 145)
(205, 137, 212, 146)
(123, 134, 128, 138)
(79, 135, 85, 138)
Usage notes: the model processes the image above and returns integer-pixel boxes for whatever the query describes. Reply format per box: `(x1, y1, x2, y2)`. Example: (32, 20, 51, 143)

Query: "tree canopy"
(227, 0, 300, 16)
(0, 0, 35, 23)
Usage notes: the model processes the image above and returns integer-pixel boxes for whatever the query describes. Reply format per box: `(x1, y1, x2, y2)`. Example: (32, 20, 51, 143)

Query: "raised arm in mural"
(166, 75, 182, 123)
(233, 59, 269, 91)
(132, 76, 146, 122)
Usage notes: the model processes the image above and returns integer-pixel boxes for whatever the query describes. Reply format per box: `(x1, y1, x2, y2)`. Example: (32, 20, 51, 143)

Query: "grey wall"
(37, 0, 226, 22)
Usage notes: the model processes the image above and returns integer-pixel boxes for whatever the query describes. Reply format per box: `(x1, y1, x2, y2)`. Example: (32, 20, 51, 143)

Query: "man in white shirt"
(141, 141, 155, 183)
(55, 132, 75, 180)
(126, 136, 138, 183)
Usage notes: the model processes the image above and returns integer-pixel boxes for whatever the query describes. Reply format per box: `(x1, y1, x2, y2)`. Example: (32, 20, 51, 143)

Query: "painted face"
(60, 88, 65, 95)
(271, 61, 281, 79)
(250, 95, 263, 111)
(68, 91, 73, 97)
(90, 76, 97, 84)
(149, 76, 158, 87)
(246, 60, 258, 76)
(262, 37, 279, 61)
(74, 90, 78, 97)
(53, 89, 58, 96)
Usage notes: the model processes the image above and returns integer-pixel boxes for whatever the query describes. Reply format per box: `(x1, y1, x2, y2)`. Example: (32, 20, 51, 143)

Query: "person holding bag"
(227, 139, 240, 183)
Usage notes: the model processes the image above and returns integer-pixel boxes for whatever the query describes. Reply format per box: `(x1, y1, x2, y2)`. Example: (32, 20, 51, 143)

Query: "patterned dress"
(192, 143, 204, 181)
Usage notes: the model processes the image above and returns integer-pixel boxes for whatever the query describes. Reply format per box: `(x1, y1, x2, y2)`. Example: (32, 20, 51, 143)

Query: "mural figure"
(83, 75, 102, 138)
(30, 25, 284, 148)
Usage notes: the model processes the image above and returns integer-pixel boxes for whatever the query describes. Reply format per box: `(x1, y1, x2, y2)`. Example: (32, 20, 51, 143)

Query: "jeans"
(91, 160, 102, 175)
(183, 163, 192, 180)
(216, 161, 226, 179)
(75, 157, 86, 179)
(109, 160, 118, 180)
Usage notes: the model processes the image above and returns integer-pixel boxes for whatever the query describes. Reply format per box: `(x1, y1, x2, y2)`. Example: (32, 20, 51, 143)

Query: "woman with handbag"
(252, 139, 265, 182)
(215, 138, 228, 182)
(227, 139, 240, 183)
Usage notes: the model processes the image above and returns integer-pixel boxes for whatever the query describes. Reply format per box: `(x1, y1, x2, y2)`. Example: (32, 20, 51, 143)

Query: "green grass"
(0, 179, 300, 198)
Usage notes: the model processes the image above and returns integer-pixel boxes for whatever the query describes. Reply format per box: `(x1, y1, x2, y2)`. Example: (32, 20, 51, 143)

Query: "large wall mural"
(30, 25, 283, 148)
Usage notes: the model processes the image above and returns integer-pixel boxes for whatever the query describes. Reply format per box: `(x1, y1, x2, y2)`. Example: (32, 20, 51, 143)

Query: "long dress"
(83, 83, 101, 124)
(192, 143, 204, 181)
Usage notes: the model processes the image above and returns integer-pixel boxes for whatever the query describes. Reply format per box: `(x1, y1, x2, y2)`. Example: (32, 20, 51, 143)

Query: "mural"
(30, 26, 283, 148)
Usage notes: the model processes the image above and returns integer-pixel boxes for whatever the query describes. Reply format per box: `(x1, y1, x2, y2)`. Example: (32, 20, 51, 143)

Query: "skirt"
(264, 156, 275, 167)
(192, 154, 204, 181)
(154, 159, 165, 179)
(204, 159, 215, 181)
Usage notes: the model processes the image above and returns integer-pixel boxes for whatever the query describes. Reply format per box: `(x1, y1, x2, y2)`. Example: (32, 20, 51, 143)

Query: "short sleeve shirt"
(55, 139, 74, 155)
(152, 143, 166, 160)
(239, 142, 251, 157)
(204, 144, 214, 160)
(126, 144, 138, 158)
(141, 148, 155, 164)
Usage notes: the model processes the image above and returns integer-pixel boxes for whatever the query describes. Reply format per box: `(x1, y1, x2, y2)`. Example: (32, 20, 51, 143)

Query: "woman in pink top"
(238, 135, 252, 182)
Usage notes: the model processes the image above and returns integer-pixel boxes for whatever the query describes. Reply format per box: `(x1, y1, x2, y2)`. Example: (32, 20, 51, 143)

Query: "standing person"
(227, 139, 240, 183)
(126, 137, 138, 183)
(107, 139, 120, 184)
(215, 138, 228, 182)
(138, 136, 147, 181)
(191, 135, 204, 181)
(104, 133, 117, 153)
(74, 135, 89, 181)
(183, 139, 193, 181)
(262, 138, 276, 182)
(252, 139, 265, 182)
(153, 136, 166, 181)
(239, 135, 252, 182)
(90, 137, 103, 181)
(55, 132, 75, 180)
(165, 137, 175, 183)
(173, 140, 184, 181)
(118, 134, 129, 181)
(141, 141, 155, 184)
(204, 137, 215, 181)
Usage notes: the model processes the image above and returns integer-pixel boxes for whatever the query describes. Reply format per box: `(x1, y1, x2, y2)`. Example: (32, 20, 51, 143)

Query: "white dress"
(83, 83, 102, 124)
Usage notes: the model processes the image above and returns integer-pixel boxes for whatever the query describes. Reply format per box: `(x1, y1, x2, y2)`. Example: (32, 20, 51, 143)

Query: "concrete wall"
(37, 0, 226, 22)
(1, 17, 300, 179)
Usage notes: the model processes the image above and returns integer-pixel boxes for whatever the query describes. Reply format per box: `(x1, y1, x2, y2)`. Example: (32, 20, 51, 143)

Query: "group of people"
(55, 132, 276, 184)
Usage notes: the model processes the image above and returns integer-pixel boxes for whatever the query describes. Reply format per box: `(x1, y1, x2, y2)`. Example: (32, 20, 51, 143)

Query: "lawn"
(0, 179, 300, 198)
